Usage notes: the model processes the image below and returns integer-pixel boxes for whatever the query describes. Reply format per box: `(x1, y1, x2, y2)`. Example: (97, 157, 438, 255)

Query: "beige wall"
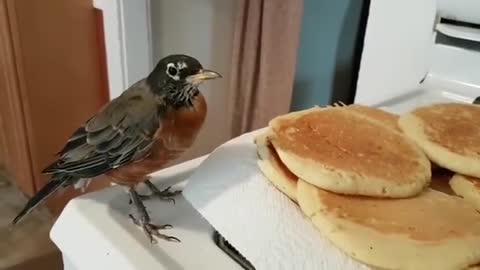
(150, 0, 236, 164)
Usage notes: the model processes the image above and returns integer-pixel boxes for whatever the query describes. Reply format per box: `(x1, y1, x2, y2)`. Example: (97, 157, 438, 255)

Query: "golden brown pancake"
(340, 104, 400, 131)
(345, 104, 442, 171)
(255, 131, 298, 202)
(450, 174, 480, 211)
(269, 107, 431, 198)
(256, 105, 404, 202)
(398, 102, 480, 177)
(344, 104, 441, 171)
(297, 179, 480, 270)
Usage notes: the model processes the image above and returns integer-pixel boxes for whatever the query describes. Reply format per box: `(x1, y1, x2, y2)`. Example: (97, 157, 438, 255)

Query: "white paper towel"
(183, 129, 370, 270)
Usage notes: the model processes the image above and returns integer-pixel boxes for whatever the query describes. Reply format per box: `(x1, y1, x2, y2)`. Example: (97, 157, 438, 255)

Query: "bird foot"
(129, 214, 180, 244)
(128, 187, 181, 244)
(140, 179, 182, 204)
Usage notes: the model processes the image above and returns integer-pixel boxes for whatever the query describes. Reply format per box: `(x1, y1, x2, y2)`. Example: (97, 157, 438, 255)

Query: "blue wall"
(291, 0, 365, 110)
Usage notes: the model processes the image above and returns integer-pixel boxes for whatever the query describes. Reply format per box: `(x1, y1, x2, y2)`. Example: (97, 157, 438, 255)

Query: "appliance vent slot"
(436, 16, 480, 47)
(440, 18, 480, 30)
(435, 31, 480, 52)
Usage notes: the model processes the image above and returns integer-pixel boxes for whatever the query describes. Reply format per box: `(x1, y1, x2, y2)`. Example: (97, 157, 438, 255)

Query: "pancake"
(339, 104, 400, 131)
(344, 104, 441, 172)
(255, 131, 298, 202)
(398, 103, 480, 177)
(297, 179, 480, 270)
(269, 107, 431, 198)
(450, 174, 480, 211)
(254, 105, 402, 202)
(344, 103, 443, 171)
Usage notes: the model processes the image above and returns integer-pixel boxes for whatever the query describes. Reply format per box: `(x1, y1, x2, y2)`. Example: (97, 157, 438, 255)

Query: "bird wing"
(43, 87, 163, 178)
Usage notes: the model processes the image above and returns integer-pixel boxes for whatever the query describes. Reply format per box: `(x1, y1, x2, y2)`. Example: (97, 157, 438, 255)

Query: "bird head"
(147, 54, 221, 107)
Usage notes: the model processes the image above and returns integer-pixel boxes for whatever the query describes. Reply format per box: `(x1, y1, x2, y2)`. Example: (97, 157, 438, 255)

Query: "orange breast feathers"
(106, 93, 207, 185)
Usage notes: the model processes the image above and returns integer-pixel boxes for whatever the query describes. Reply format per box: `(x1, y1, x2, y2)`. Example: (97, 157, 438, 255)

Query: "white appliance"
(50, 0, 480, 269)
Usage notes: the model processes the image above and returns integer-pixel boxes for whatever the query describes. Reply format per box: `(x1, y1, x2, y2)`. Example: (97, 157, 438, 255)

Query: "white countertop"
(50, 155, 243, 270)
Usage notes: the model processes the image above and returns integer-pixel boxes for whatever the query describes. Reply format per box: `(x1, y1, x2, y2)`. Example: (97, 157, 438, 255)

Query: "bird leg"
(128, 187, 180, 244)
(138, 179, 182, 204)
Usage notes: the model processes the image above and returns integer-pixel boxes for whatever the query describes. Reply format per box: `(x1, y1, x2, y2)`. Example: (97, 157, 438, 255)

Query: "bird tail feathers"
(12, 174, 74, 225)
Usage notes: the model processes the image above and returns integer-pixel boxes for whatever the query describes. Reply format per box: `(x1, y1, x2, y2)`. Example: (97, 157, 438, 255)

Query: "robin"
(12, 54, 221, 243)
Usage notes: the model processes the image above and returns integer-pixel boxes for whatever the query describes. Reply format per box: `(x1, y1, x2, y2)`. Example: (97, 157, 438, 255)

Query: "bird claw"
(141, 180, 182, 204)
(129, 214, 179, 243)
(156, 186, 182, 204)
(128, 185, 181, 244)
(144, 224, 180, 244)
(138, 190, 178, 204)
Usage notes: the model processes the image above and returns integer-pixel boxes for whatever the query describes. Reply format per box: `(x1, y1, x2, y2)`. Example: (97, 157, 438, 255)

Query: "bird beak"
(186, 69, 222, 85)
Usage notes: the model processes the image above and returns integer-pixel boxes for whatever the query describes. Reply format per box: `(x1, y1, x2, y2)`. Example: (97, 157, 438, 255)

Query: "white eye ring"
(166, 63, 179, 80)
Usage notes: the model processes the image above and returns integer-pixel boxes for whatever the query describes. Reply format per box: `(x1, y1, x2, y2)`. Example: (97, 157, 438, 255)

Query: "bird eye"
(167, 66, 178, 77)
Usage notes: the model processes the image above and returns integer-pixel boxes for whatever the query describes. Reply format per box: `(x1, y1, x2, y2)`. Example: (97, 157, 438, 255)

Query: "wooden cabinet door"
(0, 0, 111, 215)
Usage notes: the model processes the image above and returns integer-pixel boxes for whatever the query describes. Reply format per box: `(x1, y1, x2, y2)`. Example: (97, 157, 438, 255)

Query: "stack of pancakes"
(255, 102, 480, 270)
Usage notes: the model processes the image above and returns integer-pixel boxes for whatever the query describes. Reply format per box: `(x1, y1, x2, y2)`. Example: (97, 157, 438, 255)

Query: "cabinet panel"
(2, 0, 111, 215)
